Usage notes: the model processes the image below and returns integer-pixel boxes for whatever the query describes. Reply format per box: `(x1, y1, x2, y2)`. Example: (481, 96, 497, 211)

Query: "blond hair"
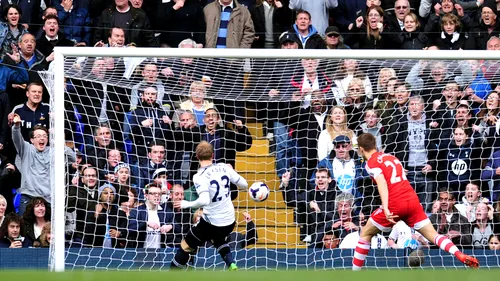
(441, 13, 461, 31)
(196, 141, 214, 161)
(378, 68, 396, 85)
(39, 222, 51, 247)
(189, 81, 206, 97)
(325, 106, 355, 142)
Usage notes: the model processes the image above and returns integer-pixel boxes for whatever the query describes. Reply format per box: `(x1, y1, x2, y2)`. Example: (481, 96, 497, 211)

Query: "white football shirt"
(389, 221, 413, 248)
(339, 231, 387, 249)
(193, 163, 246, 226)
(388, 221, 427, 248)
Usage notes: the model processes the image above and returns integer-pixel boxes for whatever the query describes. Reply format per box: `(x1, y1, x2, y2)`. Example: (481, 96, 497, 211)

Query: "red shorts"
(369, 197, 430, 232)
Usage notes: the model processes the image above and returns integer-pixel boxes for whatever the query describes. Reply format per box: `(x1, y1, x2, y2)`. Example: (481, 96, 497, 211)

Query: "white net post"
(48, 47, 500, 270)
(51, 49, 67, 272)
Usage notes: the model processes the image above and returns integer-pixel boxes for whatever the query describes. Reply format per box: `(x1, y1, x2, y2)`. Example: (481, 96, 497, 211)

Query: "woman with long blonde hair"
(317, 106, 357, 160)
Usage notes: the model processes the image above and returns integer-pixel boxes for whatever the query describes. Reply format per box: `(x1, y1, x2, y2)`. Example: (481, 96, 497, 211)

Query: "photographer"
(0, 213, 32, 248)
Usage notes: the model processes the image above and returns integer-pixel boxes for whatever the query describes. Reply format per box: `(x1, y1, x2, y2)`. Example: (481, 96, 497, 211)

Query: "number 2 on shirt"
(211, 175, 230, 202)
(384, 159, 407, 184)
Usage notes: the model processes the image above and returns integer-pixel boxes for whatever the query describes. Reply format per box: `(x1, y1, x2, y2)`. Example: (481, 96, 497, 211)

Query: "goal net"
(44, 47, 500, 271)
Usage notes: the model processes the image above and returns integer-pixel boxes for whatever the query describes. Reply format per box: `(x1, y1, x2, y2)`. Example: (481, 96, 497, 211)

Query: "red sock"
(352, 238, 371, 271)
(434, 234, 459, 256)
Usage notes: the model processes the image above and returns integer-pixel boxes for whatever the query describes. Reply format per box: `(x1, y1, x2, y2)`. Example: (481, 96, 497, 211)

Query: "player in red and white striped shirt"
(352, 133, 479, 270)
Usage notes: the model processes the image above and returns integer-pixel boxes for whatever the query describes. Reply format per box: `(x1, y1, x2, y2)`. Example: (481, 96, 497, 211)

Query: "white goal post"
(51, 47, 500, 272)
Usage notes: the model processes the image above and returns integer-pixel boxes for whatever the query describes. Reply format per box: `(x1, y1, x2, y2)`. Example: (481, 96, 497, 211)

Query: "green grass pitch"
(1, 269, 498, 281)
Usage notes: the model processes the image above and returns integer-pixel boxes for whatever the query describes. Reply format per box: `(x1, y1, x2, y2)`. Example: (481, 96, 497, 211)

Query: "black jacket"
(429, 206, 472, 248)
(36, 32, 75, 57)
(306, 187, 338, 229)
(250, 2, 292, 48)
(0, 235, 32, 248)
(85, 142, 121, 173)
(286, 102, 331, 171)
(130, 101, 171, 157)
(83, 204, 129, 247)
(188, 124, 252, 199)
(66, 184, 99, 240)
(291, 31, 326, 49)
(467, 20, 500, 50)
(158, 0, 206, 47)
(433, 32, 472, 50)
(166, 202, 192, 246)
(385, 114, 439, 169)
(194, 124, 253, 170)
(348, 24, 389, 49)
(398, 30, 429, 50)
(158, 57, 210, 94)
(94, 4, 157, 47)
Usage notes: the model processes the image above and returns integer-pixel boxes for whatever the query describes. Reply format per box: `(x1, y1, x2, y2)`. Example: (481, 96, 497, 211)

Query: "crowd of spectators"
(0, 0, 500, 252)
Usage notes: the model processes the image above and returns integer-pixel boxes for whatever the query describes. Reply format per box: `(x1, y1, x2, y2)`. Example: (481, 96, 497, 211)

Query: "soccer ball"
(248, 182, 269, 202)
(407, 249, 425, 267)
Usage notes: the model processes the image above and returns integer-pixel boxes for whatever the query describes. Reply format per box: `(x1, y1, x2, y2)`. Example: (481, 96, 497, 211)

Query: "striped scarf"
(216, 6, 232, 48)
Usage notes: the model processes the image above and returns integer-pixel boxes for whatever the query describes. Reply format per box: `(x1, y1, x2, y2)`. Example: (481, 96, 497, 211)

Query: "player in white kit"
(170, 141, 248, 270)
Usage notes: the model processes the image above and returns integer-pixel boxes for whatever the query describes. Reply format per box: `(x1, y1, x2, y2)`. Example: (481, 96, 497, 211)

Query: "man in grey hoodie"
(12, 114, 76, 215)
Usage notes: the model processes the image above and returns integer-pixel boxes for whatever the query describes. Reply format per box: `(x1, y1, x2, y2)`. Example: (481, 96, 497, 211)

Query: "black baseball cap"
(325, 26, 340, 36)
(279, 32, 300, 45)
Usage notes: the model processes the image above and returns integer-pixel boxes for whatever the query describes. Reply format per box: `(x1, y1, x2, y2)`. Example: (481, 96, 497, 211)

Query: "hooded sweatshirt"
(12, 124, 76, 202)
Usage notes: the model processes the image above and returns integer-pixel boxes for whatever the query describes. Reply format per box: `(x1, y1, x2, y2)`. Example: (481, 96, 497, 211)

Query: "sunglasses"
(335, 143, 349, 149)
(396, 6, 408, 10)
(327, 33, 340, 38)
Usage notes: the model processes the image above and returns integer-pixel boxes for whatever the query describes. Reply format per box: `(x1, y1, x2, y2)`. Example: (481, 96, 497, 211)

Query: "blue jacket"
(470, 73, 492, 113)
(128, 203, 180, 248)
(0, 59, 29, 92)
(0, 236, 32, 248)
(56, 3, 92, 45)
(137, 160, 169, 201)
(481, 150, 500, 202)
(310, 150, 368, 204)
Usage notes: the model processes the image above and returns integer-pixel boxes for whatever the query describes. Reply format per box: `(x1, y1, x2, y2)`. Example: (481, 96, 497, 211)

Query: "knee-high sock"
(217, 244, 234, 266)
(352, 238, 371, 271)
(434, 234, 459, 256)
(171, 248, 190, 269)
